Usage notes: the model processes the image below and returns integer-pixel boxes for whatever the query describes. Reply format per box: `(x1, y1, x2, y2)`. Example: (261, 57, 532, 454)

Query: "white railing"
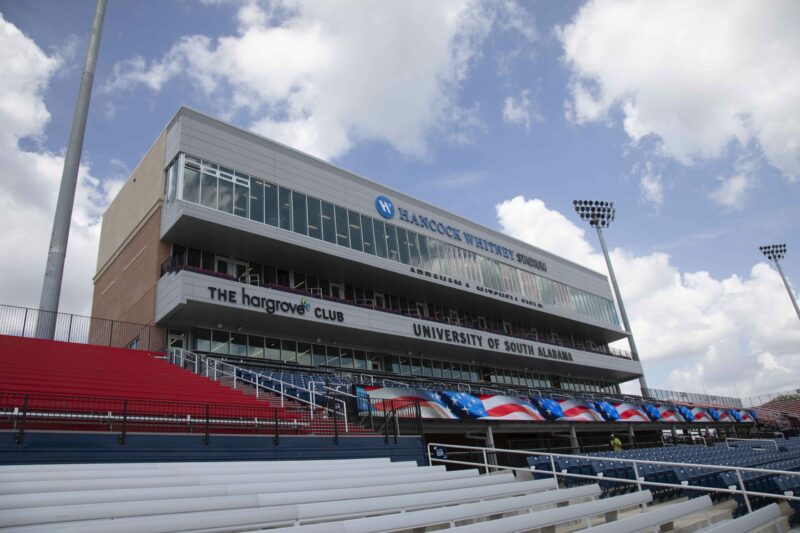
(167, 348, 349, 432)
(206, 358, 349, 432)
(726, 438, 779, 451)
(426, 442, 800, 514)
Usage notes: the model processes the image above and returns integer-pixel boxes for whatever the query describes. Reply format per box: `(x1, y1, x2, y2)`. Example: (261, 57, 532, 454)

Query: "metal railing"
(743, 390, 800, 408)
(183, 351, 351, 433)
(647, 387, 744, 409)
(0, 304, 164, 351)
(726, 438, 779, 451)
(426, 442, 800, 515)
(0, 391, 310, 444)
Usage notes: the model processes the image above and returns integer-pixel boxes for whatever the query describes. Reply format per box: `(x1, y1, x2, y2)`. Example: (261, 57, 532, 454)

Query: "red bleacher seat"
(0, 335, 268, 407)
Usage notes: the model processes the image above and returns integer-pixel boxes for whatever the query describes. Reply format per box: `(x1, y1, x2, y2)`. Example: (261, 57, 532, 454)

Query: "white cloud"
(496, 195, 800, 397)
(502, 89, 537, 132)
(0, 14, 122, 315)
(559, 0, 800, 181)
(709, 174, 752, 209)
(638, 169, 663, 207)
(104, 0, 534, 161)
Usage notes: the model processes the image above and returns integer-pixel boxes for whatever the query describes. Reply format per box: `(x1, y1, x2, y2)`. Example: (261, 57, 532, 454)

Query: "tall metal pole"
(37, 0, 107, 339)
(596, 226, 650, 395)
(774, 260, 800, 321)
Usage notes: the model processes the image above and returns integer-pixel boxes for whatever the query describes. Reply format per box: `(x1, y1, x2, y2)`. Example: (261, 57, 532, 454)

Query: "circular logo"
(300, 298, 311, 311)
(375, 195, 395, 219)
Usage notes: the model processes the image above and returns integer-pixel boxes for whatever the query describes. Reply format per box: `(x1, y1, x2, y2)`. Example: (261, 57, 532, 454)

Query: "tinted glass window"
(200, 173, 217, 209)
(218, 178, 233, 213)
(183, 166, 200, 204)
(334, 206, 349, 247)
(211, 330, 228, 354)
(373, 219, 388, 258)
(321, 202, 336, 243)
(249, 178, 264, 223)
(307, 197, 322, 239)
(265, 338, 281, 360)
(264, 182, 279, 226)
(278, 187, 292, 230)
(396, 228, 410, 264)
(385, 224, 399, 261)
(361, 215, 375, 255)
(233, 182, 248, 218)
(348, 210, 363, 252)
(230, 333, 247, 356)
(292, 191, 307, 235)
(195, 328, 211, 352)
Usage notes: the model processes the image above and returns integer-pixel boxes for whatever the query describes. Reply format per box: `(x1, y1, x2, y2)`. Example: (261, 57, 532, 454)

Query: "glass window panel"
(373, 219, 388, 258)
(281, 340, 297, 362)
(265, 338, 281, 360)
(353, 350, 367, 370)
(339, 348, 353, 368)
(334, 206, 349, 247)
(385, 224, 400, 262)
(399, 357, 410, 375)
(278, 187, 292, 230)
(230, 332, 247, 357)
(442, 362, 453, 379)
(247, 335, 264, 358)
(417, 235, 431, 270)
(297, 342, 312, 366)
(432, 360, 443, 378)
(292, 191, 308, 235)
(408, 232, 421, 267)
(234, 182, 248, 218)
(200, 173, 217, 209)
(264, 182, 279, 226)
(312, 344, 326, 366)
(326, 346, 340, 367)
(307, 197, 322, 239)
(187, 248, 201, 267)
(182, 166, 200, 204)
(321, 202, 336, 243)
(422, 359, 433, 377)
(396, 228, 410, 264)
(348, 210, 363, 252)
(210, 330, 228, 354)
(218, 178, 233, 214)
(249, 178, 264, 223)
(411, 358, 423, 376)
(195, 328, 211, 352)
(361, 215, 375, 255)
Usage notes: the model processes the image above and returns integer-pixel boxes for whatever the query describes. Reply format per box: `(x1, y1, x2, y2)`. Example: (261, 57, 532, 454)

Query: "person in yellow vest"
(610, 433, 623, 452)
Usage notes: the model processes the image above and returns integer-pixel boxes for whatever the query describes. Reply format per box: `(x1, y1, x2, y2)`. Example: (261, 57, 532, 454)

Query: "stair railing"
(199, 355, 349, 432)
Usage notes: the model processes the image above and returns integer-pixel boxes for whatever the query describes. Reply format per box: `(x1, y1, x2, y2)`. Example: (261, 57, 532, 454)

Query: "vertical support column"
(671, 424, 678, 444)
(569, 425, 580, 453)
(485, 426, 496, 473)
(628, 424, 636, 447)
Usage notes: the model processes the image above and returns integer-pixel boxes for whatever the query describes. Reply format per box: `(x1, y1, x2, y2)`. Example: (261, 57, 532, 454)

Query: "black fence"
(0, 391, 360, 444)
(0, 304, 165, 351)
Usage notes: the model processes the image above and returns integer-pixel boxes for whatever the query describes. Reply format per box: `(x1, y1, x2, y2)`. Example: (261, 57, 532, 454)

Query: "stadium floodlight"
(759, 244, 800, 321)
(572, 200, 650, 396)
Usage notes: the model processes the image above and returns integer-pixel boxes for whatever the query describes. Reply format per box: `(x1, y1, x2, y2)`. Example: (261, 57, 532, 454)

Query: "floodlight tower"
(759, 244, 800, 321)
(572, 200, 650, 396)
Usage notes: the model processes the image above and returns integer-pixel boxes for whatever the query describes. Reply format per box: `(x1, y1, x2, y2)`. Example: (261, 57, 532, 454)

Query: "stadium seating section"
(529, 437, 800, 524)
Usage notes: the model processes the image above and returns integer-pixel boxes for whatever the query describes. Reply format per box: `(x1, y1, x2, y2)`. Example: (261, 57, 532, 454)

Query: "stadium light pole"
(759, 244, 800, 321)
(572, 200, 650, 396)
(37, 0, 107, 339)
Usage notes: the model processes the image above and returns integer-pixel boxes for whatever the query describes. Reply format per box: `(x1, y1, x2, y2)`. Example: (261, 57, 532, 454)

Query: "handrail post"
(415, 401, 423, 439)
(108, 320, 114, 346)
(332, 402, 339, 445)
(482, 448, 489, 475)
(14, 395, 29, 444)
(383, 400, 389, 444)
(736, 468, 752, 513)
(22, 308, 29, 337)
(273, 408, 279, 446)
(67, 314, 73, 343)
(549, 454, 559, 489)
(117, 399, 128, 444)
(203, 403, 210, 445)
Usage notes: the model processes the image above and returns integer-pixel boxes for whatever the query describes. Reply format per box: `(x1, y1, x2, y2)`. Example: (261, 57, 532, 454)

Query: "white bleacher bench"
(0, 473, 516, 528)
(586, 494, 713, 532)
(2, 477, 557, 533)
(0, 467, 473, 510)
(0, 460, 421, 495)
(265, 483, 602, 533)
(697, 503, 787, 533)
(440, 490, 654, 532)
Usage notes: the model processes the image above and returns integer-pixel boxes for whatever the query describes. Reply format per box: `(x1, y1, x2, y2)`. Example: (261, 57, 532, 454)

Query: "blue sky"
(1, 0, 798, 398)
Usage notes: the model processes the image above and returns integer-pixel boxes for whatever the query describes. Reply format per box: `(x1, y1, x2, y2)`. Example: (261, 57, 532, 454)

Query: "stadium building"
(92, 107, 644, 398)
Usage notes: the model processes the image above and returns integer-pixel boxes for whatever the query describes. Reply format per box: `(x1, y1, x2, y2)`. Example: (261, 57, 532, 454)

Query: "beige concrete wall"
(95, 130, 167, 276)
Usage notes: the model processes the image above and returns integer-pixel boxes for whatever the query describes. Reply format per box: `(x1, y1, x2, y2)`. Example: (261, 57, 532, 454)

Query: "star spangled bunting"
(595, 400, 620, 421)
(441, 391, 488, 419)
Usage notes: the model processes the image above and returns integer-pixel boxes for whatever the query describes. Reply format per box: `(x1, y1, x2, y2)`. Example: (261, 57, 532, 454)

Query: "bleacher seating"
(0, 458, 767, 532)
(1, 336, 264, 406)
(0, 335, 371, 436)
(528, 437, 800, 524)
